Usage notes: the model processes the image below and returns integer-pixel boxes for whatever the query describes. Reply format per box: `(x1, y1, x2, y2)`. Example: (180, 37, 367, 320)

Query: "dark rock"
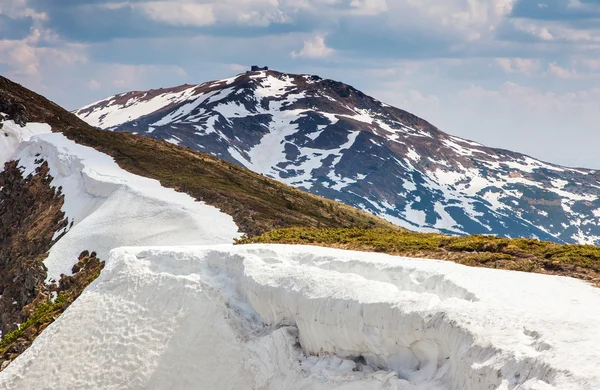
(0, 161, 68, 335)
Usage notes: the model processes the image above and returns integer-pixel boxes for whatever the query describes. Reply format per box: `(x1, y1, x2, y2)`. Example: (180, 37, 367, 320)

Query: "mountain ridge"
(75, 69, 600, 245)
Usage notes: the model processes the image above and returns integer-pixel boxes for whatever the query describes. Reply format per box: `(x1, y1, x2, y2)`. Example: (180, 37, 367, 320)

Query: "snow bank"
(0, 118, 51, 166)
(2, 245, 599, 389)
(11, 132, 240, 281)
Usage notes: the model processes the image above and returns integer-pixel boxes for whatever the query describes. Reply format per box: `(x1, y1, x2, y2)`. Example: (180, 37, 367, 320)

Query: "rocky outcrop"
(0, 161, 68, 336)
(0, 97, 28, 127)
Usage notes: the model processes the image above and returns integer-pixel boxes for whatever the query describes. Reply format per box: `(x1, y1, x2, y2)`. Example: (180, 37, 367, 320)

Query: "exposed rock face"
(0, 98, 28, 127)
(0, 161, 68, 336)
(75, 70, 600, 244)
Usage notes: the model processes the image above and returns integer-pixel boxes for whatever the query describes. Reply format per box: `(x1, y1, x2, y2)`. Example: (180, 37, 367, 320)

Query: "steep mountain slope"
(76, 69, 600, 245)
(0, 75, 392, 236)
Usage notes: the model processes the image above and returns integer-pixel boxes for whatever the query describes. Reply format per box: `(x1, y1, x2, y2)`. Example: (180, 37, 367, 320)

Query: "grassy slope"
(0, 252, 104, 369)
(238, 228, 600, 286)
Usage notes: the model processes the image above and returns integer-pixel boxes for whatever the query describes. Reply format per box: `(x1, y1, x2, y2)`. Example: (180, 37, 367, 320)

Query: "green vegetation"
(0, 251, 104, 369)
(237, 228, 600, 285)
(0, 294, 68, 354)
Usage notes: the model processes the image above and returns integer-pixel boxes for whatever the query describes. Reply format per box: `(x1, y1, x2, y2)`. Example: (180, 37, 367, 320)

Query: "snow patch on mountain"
(77, 85, 201, 129)
(11, 132, 240, 282)
(2, 244, 599, 389)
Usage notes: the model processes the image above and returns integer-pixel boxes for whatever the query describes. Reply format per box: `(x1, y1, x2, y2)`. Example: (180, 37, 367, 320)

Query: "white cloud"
(567, 0, 600, 10)
(291, 34, 334, 59)
(0, 29, 87, 78)
(349, 0, 388, 15)
(579, 59, 600, 71)
(100, 0, 294, 27)
(459, 81, 600, 128)
(459, 84, 501, 100)
(96, 0, 520, 41)
(510, 18, 600, 43)
(236, 9, 288, 26)
(407, 89, 439, 106)
(0, 0, 47, 21)
(396, 0, 517, 40)
(88, 80, 101, 90)
(547, 62, 579, 79)
(225, 63, 249, 72)
(510, 19, 554, 40)
(136, 2, 215, 27)
(496, 58, 540, 74)
(101, 64, 188, 89)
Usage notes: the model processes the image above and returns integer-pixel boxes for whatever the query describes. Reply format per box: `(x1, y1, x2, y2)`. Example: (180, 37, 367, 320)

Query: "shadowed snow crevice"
(197, 247, 558, 389)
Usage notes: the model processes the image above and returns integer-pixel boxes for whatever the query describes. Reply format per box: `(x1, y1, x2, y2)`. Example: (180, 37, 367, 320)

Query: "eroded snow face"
(12, 132, 241, 282)
(2, 245, 599, 390)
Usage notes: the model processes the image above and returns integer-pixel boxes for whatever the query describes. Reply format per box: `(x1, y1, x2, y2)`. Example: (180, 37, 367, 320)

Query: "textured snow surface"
(2, 244, 599, 390)
(11, 132, 240, 281)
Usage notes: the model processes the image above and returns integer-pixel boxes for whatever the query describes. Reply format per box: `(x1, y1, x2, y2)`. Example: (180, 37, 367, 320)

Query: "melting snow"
(2, 245, 599, 389)
(406, 148, 421, 162)
(76, 86, 200, 129)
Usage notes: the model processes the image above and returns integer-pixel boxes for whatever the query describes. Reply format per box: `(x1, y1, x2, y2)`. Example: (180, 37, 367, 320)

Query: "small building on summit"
(250, 65, 269, 72)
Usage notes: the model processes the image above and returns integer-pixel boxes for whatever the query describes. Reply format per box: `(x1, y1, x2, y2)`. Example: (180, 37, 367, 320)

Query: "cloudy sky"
(1, 0, 599, 168)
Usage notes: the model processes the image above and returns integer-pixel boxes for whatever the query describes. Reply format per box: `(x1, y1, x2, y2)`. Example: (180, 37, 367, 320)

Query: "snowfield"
(2, 245, 600, 390)
(5, 119, 241, 281)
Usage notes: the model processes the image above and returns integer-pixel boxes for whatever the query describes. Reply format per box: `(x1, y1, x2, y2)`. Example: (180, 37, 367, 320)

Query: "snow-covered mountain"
(2, 76, 600, 389)
(76, 69, 600, 245)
